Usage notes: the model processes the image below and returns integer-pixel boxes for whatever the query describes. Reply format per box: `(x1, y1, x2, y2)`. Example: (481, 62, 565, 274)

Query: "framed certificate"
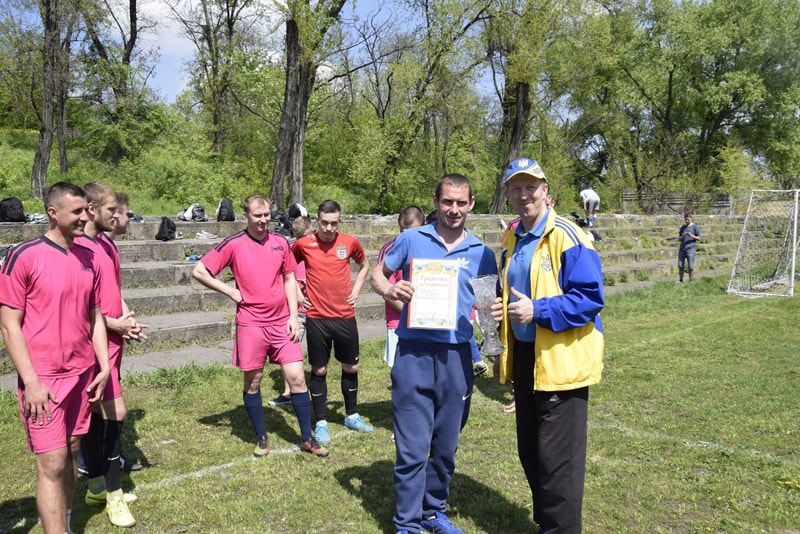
(407, 258, 459, 329)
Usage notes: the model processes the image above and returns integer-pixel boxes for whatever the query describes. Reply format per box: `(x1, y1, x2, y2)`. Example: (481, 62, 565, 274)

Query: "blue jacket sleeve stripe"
(554, 217, 582, 246)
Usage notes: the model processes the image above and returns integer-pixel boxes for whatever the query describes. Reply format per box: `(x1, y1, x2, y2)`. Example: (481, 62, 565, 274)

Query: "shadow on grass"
(0, 490, 116, 534)
(69, 481, 106, 533)
(197, 401, 309, 445)
(472, 369, 514, 406)
(0, 496, 38, 533)
(263, 366, 394, 432)
(334, 460, 535, 533)
(327, 397, 393, 432)
(0, 467, 141, 533)
(334, 460, 395, 531)
(122, 407, 154, 469)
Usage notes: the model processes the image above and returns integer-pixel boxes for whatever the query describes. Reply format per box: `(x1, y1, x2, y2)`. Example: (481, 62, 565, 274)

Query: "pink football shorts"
(19, 367, 94, 454)
(233, 323, 303, 371)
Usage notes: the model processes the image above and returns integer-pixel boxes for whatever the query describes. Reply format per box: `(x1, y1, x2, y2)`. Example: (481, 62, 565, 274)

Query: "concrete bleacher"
(0, 213, 744, 376)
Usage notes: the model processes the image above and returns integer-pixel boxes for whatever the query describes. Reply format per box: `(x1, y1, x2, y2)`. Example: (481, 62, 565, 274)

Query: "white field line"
(1, 416, 791, 533)
(589, 421, 797, 466)
(604, 297, 770, 358)
(1, 444, 309, 532)
(136, 423, 389, 492)
(134, 422, 795, 498)
(599, 298, 796, 465)
(135, 445, 302, 491)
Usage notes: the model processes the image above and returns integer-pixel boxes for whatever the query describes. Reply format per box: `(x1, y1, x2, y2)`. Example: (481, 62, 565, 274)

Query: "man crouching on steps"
(192, 194, 328, 458)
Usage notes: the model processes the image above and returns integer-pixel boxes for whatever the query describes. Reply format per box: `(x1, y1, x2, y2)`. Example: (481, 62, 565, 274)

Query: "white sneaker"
(106, 489, 136, 527)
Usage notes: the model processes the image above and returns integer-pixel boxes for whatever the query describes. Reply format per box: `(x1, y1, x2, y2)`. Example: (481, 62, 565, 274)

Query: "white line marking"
(136, 446, 301, 491)
(590, 421, 797, 465)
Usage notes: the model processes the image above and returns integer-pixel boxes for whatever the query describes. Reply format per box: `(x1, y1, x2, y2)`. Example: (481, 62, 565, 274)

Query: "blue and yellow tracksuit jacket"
(497, 209, 605, 391)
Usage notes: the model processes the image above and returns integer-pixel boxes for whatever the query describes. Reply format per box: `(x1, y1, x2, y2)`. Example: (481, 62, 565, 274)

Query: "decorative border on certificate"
(407, 258, 459, 329)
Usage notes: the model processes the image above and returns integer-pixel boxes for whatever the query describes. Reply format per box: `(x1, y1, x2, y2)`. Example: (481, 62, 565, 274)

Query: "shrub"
(0, 134, 45, 212)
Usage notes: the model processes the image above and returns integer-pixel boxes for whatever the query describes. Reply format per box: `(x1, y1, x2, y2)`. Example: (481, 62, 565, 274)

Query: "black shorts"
(306, 317, 360, 368)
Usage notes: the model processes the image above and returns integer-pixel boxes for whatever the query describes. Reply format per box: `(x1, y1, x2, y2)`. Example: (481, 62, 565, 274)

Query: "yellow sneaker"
(254, 436, 270, 457)
(85, 487, 138, 505)
(106, 489, 136, 527)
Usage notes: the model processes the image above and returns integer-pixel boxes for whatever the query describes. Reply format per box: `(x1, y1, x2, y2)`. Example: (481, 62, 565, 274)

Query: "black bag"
(272, 208, 291, 236)
(0, 197, 26, 222)
(177, 203, 208, 222)
(568, 211, 590, 228)
(287, 203, 307, 219)
(216, 198, 235, 221)
(191, 204, 208, 222)
(156, 216, 177, 241)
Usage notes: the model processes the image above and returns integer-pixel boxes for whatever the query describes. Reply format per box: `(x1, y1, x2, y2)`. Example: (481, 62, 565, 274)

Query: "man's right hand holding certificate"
(384, 278, 414, 303)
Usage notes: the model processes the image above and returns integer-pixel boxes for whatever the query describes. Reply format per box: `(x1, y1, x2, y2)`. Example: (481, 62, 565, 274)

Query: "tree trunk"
(377, 167, 391, 214)
(270, 18, 300, 207)
(32, 0, 60, 200)
(275, 27, 323, 208)
(271, 0, 347, 208)
(56, 88, 68, 173)
(288, 54, 315, 206)
(56, 12, 76, 174)
(289, 86, 307, 205)
(289, 80, 314, 205)
(490, 81, 531, 214)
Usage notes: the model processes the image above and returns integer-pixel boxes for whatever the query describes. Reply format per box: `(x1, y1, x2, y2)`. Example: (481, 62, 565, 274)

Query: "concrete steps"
(121, 285, 233, 316)
(127, 311, 232, 354)
(0, 213, 745, 377)
(116, 238, 221, 263)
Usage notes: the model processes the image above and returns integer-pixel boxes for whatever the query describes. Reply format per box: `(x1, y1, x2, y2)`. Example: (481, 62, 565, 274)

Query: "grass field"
(1, 276, 798, 533)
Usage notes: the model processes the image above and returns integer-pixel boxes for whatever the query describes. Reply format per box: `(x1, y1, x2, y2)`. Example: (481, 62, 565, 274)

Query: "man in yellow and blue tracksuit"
(491, 158, 604, 534)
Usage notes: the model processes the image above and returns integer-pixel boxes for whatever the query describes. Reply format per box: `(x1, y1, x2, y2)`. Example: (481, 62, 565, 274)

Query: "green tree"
(269, 0, 347, 207)
(485, 0, 588, 213)
(0, 2, 43, 130)
(167, 0, 268, 154)
(351, 0, 491, 213)
(31, 0, 63, 198)
(563, 0, 800, 209)
(71, 0, 166, 164)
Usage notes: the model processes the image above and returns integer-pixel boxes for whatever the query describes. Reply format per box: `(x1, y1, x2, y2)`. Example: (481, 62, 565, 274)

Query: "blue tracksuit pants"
(391, 339, 474, 532)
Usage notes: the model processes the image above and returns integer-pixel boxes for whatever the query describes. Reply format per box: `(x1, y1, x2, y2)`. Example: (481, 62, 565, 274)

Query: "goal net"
(727, 189, 799, 297)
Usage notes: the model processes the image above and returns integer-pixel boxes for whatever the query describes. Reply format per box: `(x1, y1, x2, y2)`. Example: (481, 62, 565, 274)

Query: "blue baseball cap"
(504, 158, 547, 184)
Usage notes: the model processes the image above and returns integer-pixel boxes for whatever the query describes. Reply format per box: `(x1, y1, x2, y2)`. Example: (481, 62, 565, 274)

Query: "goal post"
(727, 189, 799, 298)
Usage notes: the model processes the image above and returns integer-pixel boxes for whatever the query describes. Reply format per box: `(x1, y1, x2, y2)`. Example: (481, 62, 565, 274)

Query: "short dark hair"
(115, 192, 130, 206)
(434, 173, 472, 200)
(399, 205, 424, 228)
(45, 182, 85, 209)
(317, 199, 341, 217)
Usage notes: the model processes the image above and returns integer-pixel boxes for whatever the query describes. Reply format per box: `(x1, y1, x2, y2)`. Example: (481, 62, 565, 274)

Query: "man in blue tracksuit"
(371, 173, 497, 534)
